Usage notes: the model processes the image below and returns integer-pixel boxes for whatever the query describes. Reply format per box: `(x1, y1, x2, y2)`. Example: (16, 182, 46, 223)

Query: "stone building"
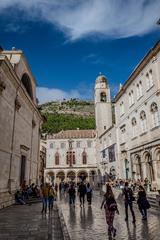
(0, 47, 42, 208)
(45, 129, 97, 185)
(115, 41, 160, 189)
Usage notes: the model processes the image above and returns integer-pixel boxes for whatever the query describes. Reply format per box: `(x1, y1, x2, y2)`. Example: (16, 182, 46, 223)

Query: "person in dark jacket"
(86, 183, 92, 205)
(123, 182, 136, 223)
(68, 184, 76, 206)
(137, 185, 150, 220)
(78, 181, 86, 207)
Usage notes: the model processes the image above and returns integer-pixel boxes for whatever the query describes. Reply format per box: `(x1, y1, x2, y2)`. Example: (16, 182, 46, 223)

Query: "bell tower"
(95, 74, 112, 137)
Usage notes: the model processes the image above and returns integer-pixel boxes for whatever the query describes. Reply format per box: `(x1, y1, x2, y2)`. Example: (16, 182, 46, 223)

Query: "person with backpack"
(101, 184, 119, 238)
(48, 185, 56, 211)
(86, 183, 92, 205)
(137, 185, 150, 220)
(68, 184, 76, 206)
(123, 182, 136, 223)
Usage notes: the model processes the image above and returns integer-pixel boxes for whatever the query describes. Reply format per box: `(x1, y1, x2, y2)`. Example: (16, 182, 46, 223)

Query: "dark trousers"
(69, 195, 75, 204)
(48, 197, 54, 211)
(79, 194, 85, 205)
(139, 208, 147, 218)
(42, 197, 48, 213)
(87, 192, 92, 204)
(125, 201, 135, 220)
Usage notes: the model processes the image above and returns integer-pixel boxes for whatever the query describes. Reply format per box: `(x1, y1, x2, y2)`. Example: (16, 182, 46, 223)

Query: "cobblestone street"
(59, 191, 160, 240)
(0, 203, 63, 240)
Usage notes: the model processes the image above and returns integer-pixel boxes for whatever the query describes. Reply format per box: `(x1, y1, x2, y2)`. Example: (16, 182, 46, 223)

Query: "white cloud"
(0, 0, 159, 41)
(36, 87, 83, 104)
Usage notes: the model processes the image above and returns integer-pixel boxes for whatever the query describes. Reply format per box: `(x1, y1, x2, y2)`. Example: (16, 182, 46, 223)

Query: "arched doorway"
(144, 152, 155, 183)
(56, 171, 65, 183)
(77, 171, 88, 182)
(133, 155, 142, 180)
(67, 171, 76, 181)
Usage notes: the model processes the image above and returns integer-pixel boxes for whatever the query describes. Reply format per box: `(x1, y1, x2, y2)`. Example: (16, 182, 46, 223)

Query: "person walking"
(48, 185, 56, 211)
(101, 184, 119, 238)
(137, 185, 150, 220)
(68, 184, 76, 206)
(40, 183, 49, 214)
(123, 182, 136, 223)
(86, 183, 92, 205)
(78, 181, 86, 207)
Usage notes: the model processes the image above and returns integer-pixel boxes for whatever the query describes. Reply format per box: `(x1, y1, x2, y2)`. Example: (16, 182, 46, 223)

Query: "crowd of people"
(15, 179, 152, 239)
(15, 181, 40, 205)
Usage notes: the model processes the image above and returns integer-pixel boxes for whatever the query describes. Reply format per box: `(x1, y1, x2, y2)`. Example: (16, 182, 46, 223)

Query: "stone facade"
(0, 48, 42, 208)
(115, 41, 160, 189)
(44, 130, 98, 185)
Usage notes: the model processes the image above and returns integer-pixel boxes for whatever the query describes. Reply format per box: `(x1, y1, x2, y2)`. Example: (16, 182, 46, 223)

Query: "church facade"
(0, 47, 42, 208)
(45, 130, 98, 185)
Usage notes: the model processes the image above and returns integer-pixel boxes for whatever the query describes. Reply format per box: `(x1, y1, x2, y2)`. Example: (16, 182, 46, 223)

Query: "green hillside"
(40, 99, 95, 133)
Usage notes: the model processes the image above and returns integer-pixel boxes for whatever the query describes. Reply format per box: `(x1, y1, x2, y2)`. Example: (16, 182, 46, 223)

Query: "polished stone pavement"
(58, 191, 160, 240)
(0, 192, 160, 240)
(0, 203, 63, 240)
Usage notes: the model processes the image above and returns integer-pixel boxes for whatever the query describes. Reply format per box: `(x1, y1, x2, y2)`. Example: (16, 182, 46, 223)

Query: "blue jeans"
(48, 197, 54, 210)
(42, 197, 48, 213)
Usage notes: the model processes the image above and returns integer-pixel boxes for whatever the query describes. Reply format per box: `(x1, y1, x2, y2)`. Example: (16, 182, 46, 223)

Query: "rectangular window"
(61, 142, 65, 148)
(87, 140, 92, 148)
(76, 141, 81, 148)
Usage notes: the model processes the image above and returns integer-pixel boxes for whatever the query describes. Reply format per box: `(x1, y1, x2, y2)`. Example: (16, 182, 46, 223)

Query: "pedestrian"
(137, 185, 150, 220)
(48, 185, 56, 211)
(78, 181, 86, 207)
(68, 184, 76, 206)
(123, 182, 136, 223)
(101, 184, 119, 238)
(40, 183, 49, 214)
(86, 183, 92, 205)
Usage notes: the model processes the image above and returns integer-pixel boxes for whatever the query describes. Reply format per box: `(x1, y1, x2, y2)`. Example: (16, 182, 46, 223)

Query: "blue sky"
(0, 0, 160, 103)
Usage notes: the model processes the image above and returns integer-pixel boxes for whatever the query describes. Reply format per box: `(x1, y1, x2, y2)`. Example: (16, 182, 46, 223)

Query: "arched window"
(21, 73, 33, 100)
(100, 92, 106, 102)
(73, 151, 76, 164)
(150, 102, 159, 127)
(50, 143, 54, 149)
(136, 84, 140, 99)
(139, 81, 142, 97)
(131, 117, 137, 138)
(55, 152, 59, 165)
(140, 111, 147, 133)
(66, 151, 75, 166)
(146, 70, 154, 90)
(149, 69, 153, 86)
(82, 151, 87, 164)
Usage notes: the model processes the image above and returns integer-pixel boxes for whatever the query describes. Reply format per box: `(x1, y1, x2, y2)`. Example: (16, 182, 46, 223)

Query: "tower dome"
(96, 74, 108, 84)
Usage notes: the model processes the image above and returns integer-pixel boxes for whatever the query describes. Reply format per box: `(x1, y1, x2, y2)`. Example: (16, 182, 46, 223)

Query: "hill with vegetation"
(40, 99, 96, 134)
